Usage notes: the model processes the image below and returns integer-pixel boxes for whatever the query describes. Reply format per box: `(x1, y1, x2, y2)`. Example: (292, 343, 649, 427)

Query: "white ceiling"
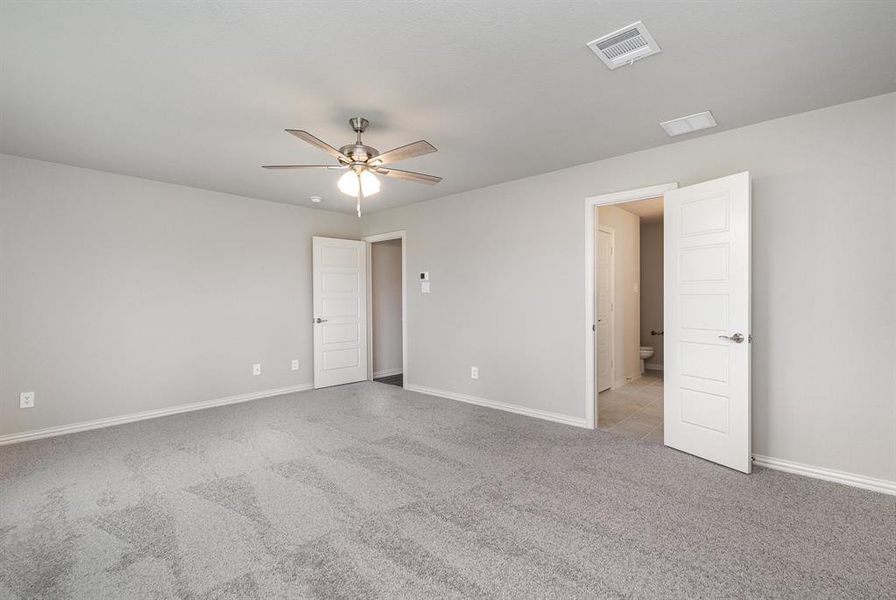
(2, 1, 894, 214)
(620, 196, 664, 224)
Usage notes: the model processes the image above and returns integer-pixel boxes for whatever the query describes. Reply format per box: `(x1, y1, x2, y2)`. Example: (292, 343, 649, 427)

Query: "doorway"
(364, 231, 407, 388)
(594, 197, 665, 443)
(584, 173, 752, 474)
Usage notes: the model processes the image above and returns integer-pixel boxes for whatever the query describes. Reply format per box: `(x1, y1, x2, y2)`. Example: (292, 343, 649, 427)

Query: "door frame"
(584, 183, 678, 429)
(596, 224, 616, 394)
(363, 230, 407, 388)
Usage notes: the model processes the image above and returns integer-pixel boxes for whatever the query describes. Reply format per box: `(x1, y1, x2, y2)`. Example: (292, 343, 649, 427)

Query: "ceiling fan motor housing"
(338, 143, 379, 166)
(341, 117, 378, 167)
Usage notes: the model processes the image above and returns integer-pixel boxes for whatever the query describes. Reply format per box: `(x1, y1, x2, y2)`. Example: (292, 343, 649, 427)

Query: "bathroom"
(596, 196, 664, 442)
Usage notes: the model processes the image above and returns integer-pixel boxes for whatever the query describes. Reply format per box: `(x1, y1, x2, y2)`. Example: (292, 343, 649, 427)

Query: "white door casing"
(596, 225, 615, 393)
(312, 236, 368, 389)
(663, 172, 751, 473)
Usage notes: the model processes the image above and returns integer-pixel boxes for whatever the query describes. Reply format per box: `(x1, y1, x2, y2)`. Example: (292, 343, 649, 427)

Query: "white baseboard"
(7, 382, 890, 497)
(404, 383, 590, 429)
(645, 364, 664, 371)
(752, 454, 896, 496)
(0, 383, 314, 446)
(373, 368, 403, 378)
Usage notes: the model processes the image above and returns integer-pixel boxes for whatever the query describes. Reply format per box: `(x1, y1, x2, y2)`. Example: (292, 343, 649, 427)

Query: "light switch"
(421, 281, 431, 294)
(20, 391, 35, 409)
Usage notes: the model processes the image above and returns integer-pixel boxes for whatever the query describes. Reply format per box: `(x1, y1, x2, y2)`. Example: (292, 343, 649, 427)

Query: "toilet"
(639, 346, 654, 374)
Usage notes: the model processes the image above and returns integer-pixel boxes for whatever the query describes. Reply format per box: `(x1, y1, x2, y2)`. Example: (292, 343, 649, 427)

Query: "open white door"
(312, 236, 368, 389)
(664, 172, 751, 473)
(596, 226, 615, 393)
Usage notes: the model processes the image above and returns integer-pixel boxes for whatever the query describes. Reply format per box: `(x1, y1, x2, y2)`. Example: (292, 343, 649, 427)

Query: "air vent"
(660, 111, 718, 137)
(587, 21, 661, 69)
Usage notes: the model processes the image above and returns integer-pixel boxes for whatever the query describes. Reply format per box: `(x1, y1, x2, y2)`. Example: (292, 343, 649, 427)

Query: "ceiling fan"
(263, 117, 442, 216)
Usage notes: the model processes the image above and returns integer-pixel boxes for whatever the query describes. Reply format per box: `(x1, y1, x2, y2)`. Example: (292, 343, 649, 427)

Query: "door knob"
(315, 318, 328, 324)
(718, 333, 744, 343)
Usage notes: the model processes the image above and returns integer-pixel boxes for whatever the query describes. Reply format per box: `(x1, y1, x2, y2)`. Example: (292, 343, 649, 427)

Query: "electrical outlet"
(291, 359, 299, 371)
(470, 367, 479, 380)
(252, 363, 262, 376)
(20, 391, 35, 409)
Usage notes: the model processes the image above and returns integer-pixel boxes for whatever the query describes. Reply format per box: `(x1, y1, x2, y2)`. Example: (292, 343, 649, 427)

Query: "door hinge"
(592, 324, 596, 332)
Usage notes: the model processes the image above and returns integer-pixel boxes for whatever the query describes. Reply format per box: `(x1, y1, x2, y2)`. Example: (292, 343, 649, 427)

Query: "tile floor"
(374, 373, 404, 387)
(597, 371, 663, 443)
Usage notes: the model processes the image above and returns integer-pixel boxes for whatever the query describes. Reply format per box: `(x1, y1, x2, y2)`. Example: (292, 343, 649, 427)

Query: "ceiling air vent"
(659, 111, 718, 137)
(587, 21, 661, 69)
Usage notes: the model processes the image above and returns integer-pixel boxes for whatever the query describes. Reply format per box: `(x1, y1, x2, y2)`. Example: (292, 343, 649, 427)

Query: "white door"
(596, 226, 615, 393)
(664, 172, 751, 473)
(312, 236, 368, 389)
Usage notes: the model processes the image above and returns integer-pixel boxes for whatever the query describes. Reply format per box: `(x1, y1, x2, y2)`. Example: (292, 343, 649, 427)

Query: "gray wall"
(362, 93, 896, 482)
(3, 94, 894, 483)
(640, 222, 664, 369)
(371, 239, 403, 375)
(0, 154, 361, 436)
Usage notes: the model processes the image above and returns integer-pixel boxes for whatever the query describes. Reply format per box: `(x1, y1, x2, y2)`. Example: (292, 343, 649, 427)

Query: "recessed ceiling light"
(310, 195, 322, 203)
(587, 21, 661, 70)
(659, 111, 718, 137)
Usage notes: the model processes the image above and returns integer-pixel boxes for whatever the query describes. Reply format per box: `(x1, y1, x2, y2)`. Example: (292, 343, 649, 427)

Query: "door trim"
(596, 224, 616, 394)
(363, 230, 407, 388)
(584, 183, 678, 429)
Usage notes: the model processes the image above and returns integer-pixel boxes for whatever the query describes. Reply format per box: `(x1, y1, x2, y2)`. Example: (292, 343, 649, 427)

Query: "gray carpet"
(0, 382, 893, 599)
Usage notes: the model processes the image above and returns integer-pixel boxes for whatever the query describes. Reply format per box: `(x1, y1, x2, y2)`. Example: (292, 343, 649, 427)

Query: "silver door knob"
(315, 318, 328, 324)
(718, 333, 744, 343)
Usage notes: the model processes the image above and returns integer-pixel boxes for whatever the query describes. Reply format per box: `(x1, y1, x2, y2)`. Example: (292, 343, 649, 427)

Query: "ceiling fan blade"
(285, 129, 349, 162)
(375, 167, 442, 185)
(262, 164, 346, 169)
(370, 140, 437, 166)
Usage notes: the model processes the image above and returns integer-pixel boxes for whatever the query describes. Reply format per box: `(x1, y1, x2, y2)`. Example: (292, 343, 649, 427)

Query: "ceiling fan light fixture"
(264, 118, 440, 215)
(337, 169, 381, 197)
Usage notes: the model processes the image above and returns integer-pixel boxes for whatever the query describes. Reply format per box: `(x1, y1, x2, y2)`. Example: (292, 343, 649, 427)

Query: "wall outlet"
(20, 391, 35, 409)
(470, 367, 479, 380)
(421, 281, 431, 294)
(291, 359, 299, 371)
(252, 363, 262, 376)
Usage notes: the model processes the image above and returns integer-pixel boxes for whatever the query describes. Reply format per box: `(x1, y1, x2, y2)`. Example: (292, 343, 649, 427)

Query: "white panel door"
(596, 226, 615, 393)
(664, 172, 751, 473)
(313, 236, 368, 389)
